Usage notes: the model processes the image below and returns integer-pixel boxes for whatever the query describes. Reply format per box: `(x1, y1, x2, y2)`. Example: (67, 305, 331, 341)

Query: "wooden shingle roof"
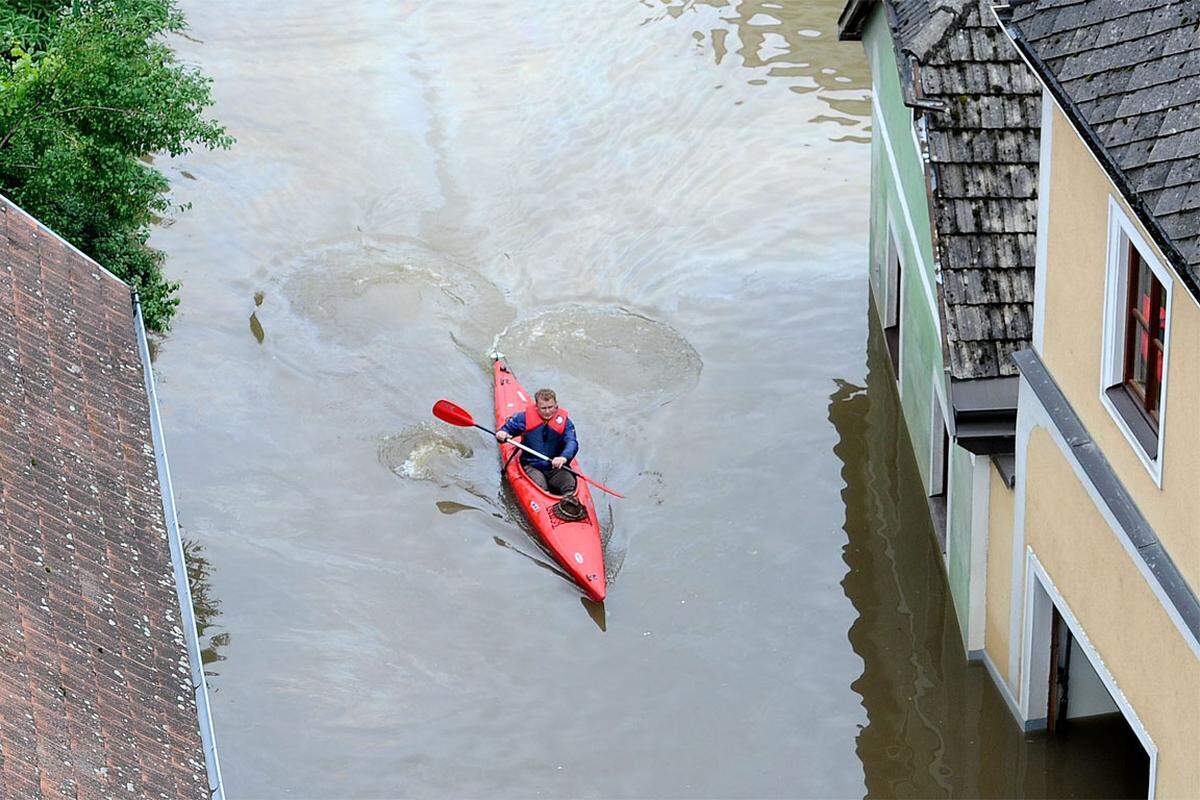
(890, 0, 1042, 379)
(0, 198, 209, 798)
(1001, 0, 1200, 298)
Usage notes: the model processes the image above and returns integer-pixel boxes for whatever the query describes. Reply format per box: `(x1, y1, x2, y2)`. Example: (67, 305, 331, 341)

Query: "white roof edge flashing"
(132, 294, 225, 799)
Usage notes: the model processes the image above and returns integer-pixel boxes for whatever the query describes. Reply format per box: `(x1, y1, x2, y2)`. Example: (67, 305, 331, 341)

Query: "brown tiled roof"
(1001, 0, 1200, 299)
(0, 198, 208, 797)
(892, 0, 1042, 379)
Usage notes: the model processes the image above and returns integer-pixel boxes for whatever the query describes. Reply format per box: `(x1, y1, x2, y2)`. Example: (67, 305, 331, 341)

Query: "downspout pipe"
(132, 290, 225, 799)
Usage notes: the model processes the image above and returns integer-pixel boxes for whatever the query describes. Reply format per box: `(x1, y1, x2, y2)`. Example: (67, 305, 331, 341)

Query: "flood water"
(151, 0, 1144, 797)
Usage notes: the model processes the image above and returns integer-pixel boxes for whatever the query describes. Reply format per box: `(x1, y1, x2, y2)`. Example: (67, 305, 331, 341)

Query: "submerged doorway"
(1022, 554, 1154, 797)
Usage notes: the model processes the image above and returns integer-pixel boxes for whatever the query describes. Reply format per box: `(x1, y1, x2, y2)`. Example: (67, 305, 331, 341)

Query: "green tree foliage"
(0, 0, 232, 329)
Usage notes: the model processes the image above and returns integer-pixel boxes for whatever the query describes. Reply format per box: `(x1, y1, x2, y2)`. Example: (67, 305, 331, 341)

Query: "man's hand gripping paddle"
(432, 399, 625, 499)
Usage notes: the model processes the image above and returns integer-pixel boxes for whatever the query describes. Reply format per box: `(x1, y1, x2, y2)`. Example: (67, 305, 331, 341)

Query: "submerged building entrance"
(1024, 559, 1153, 797)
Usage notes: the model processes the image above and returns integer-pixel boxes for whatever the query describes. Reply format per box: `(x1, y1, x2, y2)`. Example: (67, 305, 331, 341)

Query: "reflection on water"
(645, 0, 872, 140)
(184, 539, 228, 676)
(830, 302, 1149, 798)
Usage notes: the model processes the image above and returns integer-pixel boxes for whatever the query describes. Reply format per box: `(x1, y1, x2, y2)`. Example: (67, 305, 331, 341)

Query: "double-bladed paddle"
(432, 399, 625, 499)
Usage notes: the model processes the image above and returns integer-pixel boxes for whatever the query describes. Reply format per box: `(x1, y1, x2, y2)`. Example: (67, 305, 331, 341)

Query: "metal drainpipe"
(131, 290, 225, 799)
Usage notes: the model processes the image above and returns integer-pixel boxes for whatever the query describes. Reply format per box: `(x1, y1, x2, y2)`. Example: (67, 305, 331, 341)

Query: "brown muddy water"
(151, 0, 1144, 797)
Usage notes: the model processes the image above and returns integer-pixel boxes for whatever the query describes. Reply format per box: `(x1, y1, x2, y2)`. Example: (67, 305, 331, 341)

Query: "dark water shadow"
(581, 597, 607, 632)
(491, 536, 574, 585)
(493, 478, 618, 623)
(184, 538, 228, 679)
(436, 500, 482, 515)
(828, 299, 1148, 798)
(249, 311, 265, 344)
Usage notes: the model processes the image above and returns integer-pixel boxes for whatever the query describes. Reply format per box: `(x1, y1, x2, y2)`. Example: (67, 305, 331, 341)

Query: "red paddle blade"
(432, 399, 476, 427)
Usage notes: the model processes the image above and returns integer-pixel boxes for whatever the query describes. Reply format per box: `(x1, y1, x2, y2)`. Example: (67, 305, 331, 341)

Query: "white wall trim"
(1018, 557, 1053, 724)
(1008, 377, 1034, 687)
(1099, 196, 1172, 487)
(1019, 550, 1159, 798)
(1033, 90, 1053, 351)
(966, 453, 990, 651)
(871, 93, 941, 337)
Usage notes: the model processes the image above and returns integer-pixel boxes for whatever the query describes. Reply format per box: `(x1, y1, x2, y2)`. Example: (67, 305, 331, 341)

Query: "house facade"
(993, 2, 1200, 795)
(842, 0, 1200, 795)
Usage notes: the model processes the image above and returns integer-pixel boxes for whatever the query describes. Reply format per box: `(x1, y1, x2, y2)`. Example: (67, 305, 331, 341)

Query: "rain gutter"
(950, 375, 1018, 456)
(132, 293, 225, 799)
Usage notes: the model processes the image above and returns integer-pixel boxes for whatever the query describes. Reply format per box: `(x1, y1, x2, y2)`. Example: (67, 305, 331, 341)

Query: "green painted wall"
(862, 8, 939, 492)
(859, 4, 974, 647)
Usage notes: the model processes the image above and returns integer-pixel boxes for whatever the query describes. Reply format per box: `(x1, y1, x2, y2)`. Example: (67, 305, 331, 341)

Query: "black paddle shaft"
(476, 422, 582, 479)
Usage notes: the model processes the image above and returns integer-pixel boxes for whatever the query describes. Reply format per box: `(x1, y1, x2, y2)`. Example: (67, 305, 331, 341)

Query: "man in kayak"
(495, 388, 578, 496)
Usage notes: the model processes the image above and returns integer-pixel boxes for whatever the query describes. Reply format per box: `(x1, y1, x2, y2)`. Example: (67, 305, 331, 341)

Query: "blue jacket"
(501, 412, 578, 471)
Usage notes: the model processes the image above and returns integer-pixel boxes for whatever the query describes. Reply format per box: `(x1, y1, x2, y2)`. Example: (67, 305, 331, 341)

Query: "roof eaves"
(904, 53, 970, 381)
(913, 108, 958, 378)
(994, 2, 1200, 305)
(835, 2, 925, 106)
(838, 0, 876, 40)
(884, 3, 925, 108)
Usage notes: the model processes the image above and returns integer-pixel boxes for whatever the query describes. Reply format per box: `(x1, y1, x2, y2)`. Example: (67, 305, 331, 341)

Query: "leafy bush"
(0, 0, 232, 330)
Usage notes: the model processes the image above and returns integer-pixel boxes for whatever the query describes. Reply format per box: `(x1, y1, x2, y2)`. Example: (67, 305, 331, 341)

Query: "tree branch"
(0, 97, 47, 151)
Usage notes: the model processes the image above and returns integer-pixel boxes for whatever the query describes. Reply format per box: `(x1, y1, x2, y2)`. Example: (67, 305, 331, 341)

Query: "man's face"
(536, 398, 558, 421)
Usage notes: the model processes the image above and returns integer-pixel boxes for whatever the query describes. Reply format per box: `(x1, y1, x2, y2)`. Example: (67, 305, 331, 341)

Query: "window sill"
(1103, 385, 1158, 458)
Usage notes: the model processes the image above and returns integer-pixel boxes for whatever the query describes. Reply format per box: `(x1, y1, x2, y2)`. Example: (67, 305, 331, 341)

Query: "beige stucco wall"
(1026, 426, 1200, 796)
(984, 467, 1013, 683)
(1040, 103, 1200, 591)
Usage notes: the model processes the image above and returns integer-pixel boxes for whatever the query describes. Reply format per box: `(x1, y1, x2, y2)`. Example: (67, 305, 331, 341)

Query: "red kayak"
(492, 358, 606, 601)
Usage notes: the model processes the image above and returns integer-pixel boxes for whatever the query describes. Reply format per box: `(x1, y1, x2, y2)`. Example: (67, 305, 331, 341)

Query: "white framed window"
(1099, 197, 1172, 486)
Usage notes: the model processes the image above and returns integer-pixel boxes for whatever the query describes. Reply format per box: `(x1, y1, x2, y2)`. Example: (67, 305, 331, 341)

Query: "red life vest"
(524, 404, 568, 434)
